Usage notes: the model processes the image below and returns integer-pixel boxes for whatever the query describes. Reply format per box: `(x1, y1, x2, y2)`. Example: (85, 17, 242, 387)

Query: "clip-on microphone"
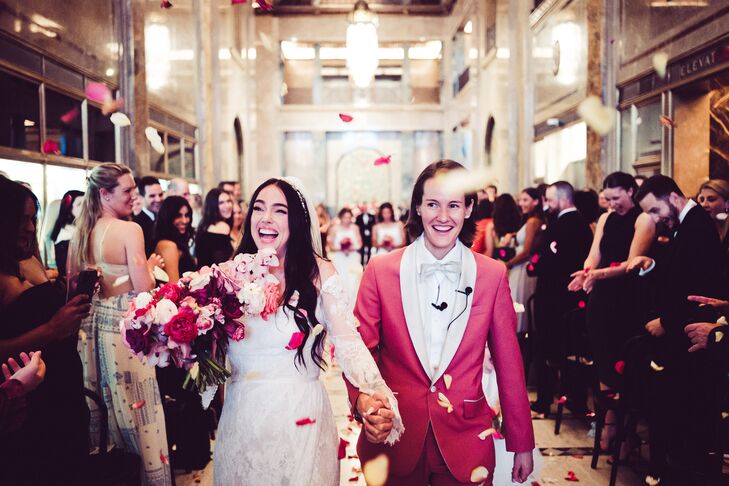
(447, 286, 473, 330)
(431, 301, 448, 311)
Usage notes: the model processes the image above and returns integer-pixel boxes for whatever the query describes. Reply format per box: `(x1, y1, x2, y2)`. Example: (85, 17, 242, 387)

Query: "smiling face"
(71, 195, 83, 219)
(417, 176, 473, 259)
(101, 173, 136, 219)
(250, 184, 290, 256)
(381, 206, 394, 222)
(698, 187, 728, 219)
(218, 191, 234, 220)
(173, 205, 191, 235)
(518, 191, 539, 215)
(143, 183, 164, 214)
(602, 186, 635, 216)
(639, 193, 680, 230)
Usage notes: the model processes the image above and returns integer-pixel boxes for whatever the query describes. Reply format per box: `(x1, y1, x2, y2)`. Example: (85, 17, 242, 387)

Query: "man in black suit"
(629, 175, 727, 484)
(530, 181, 593, 414)
(133, 176, 164, 257)
(355, 203, 375, 266)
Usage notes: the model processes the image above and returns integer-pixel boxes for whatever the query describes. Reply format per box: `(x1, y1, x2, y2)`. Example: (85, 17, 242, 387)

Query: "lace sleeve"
(320, 274, 404, 445)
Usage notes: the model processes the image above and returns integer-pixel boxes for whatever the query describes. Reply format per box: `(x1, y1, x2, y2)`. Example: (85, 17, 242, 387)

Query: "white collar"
(678, 199, 697, 224)
(142, 207, 156, 221)
(558, 207, 578, 218)
(415, 235, 462, 267)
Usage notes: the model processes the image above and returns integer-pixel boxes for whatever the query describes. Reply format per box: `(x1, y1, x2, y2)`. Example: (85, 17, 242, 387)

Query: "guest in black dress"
(0, 176, 91, 485)
(153, 196, 211, 470)
(195, 188, 234, 267)
(50, 189, 84, 280)
(568, 173, 655, 447)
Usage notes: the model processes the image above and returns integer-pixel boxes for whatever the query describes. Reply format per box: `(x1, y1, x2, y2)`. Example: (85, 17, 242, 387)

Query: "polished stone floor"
(176, 364, 646, 485)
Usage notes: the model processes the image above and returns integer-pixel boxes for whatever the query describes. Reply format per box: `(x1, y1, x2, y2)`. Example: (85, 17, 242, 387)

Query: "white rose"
(189, 272, 212, 292)
(134, 292, 153, 309)
(155, 298, 179, 324)
(238, 282, 265, 315)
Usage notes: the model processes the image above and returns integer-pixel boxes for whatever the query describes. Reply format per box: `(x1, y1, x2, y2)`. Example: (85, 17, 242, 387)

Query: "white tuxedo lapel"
(431, 244, 477, 385)
(400, 243, 432, 378)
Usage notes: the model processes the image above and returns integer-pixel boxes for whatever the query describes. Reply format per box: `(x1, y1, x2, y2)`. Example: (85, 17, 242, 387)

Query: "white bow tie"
(419, 261, 460, 283)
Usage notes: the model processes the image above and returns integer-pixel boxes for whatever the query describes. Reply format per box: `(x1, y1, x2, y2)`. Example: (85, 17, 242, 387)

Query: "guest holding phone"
(0, 176, 91, 485)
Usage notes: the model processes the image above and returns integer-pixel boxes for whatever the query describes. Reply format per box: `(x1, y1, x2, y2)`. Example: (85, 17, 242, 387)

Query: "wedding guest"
(471, 195, 494, 254)
(152, 196, 210, 471)
(167, 177, 191, 201)
(0, 176, 91, 485)
(218, 180, 241, 202)
(50, 190, 84, 279)
(486, 183, 498, 202)
(629, 175, 727, 484)
(530, 181, 592, 414)
(568, 172, 655, 449)
(69, 163, 171, 485)
(328, 208, 363, 309)
(133, 176, 165, 256)
(355, 202, 376, 265)
(347, 160, 534, 484)
(195, 188, 234, 267)
(230, 200, 245, 251)
(484, 194, 522, 260)
(316, 203, 331, 257)
(575, 188, 604, 233)
(371, 202, 406, 256)
(697, 179, 729, 247)
(505, 188, 545, 332)
(0, 351, 46, 433)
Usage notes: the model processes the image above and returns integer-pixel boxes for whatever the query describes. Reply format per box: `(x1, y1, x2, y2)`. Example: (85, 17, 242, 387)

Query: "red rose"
(222, 294, 243, 319)
(164, 306, 198, 344)
(157, 283, 182, 302)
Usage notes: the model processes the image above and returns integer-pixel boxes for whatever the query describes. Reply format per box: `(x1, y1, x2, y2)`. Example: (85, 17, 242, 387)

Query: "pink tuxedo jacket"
(345, 244, 534, 484)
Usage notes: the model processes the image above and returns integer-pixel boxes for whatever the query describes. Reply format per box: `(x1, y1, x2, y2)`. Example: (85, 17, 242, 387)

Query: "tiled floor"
(176, 365, 646, 485)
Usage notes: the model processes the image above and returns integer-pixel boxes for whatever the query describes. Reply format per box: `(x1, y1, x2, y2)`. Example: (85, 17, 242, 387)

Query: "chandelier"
(346, 0, 379, 89)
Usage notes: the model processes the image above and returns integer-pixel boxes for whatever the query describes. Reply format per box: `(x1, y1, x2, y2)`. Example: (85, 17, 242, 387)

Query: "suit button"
(430, 386, 436, 393)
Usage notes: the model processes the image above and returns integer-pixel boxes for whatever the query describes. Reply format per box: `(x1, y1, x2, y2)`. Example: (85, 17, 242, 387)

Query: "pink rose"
(232, 325, 246, 341)
(157, 283, 182, 302)
(261, 283, 280, 321)
(164, 306, 198, 344)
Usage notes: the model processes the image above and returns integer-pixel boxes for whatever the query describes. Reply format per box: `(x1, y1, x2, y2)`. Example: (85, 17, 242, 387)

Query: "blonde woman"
(69, 163, 172, 485)
(698, 179, 729, 245)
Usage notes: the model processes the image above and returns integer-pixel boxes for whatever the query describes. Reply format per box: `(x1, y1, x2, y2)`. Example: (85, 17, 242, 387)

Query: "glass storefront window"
(88, 104, 116, 162)
(620, 101, 661, 174)
(167, 135, 182, 176)
(532, 122, 587, 186)
(0, 71, 40, 152)
(0, 158, 45, 210)
(45, 89, 83, 159)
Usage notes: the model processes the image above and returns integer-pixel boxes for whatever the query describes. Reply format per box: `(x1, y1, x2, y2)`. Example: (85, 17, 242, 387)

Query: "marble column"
(585, 0, 605, 189)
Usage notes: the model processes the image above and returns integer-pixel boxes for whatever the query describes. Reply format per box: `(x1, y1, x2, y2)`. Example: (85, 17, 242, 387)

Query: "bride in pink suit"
(346, 160, 534, 485)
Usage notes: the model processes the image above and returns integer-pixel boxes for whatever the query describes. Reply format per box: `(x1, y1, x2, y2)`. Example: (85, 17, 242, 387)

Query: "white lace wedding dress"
(213, 274, 403, 485)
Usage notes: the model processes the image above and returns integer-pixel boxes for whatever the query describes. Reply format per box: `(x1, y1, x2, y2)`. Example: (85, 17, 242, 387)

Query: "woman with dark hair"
(575, 188, 604, 233)
(153, 196, 196, 283)
(326, 207, 363, 309)
(195, 188, 234, 268)
(230, 201, 246, 250)
(568, 171, 655, 450)
(215, 177, 402, 485)
(372, 202, 406, 256)
(505, 188, 545, 332)
(0, 176, 91, 485)
(484, 194, 523, 259)
(51, 189, 84, 279)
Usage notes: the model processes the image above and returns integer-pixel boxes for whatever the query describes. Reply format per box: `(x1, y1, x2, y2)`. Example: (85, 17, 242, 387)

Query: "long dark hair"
(154, 196, 194, 254)
(51, 190, 84, 241)
(492, 194, 522, 237)
(603, 171, 638, 198)
(196, 188, 233, 246)
(236, 179, 326, 370)
(406, 159, 477, 245)
(521, 187, 544, 221)
(377, 202, 395, 223)
(0, 176, 40, 278)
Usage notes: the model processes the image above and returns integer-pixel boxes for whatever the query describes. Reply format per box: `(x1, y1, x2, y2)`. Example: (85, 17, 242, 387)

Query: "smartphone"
(70, 269, 99, 300)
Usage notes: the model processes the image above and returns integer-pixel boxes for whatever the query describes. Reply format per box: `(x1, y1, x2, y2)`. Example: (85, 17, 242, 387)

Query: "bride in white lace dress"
(214, 178, 403, 486)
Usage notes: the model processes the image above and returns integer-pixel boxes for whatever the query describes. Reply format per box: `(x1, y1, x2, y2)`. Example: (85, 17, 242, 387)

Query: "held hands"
(645, 317, 665, 337)
(684, 322, 722, 352)
(356, 392, 395, 444)
(2, 351, 46, 392)
(512, 451, 534, 484)
(627, 256, 654, 273)
(48, 295, 91, 339)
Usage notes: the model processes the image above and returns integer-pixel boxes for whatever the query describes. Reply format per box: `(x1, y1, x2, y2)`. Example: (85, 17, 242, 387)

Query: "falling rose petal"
(652, 52, 668, 79)
(614, 360, 625, 375)
(436, 167, 491, 196)
(102, 98, 125, 116)
(650, 360, 665, 372)
(338, 437, 349, 460)
(362, 454, 389, 486)
(110, 112, 131, 127)
(478, 428, 496, 440)
(470, 466, 489, 483)
(659, 115, 675, 128)
(577, 95, 617, 136)
(295, 417, 316, 426)
(339, 113, 354, 123)
(374, 155, 391, 166)
(113, 275, 130, 287)
(312, 323, 324, 336)
(609, 261, 621, 267)
(145, 126, 162, 144)
(348, 478, 359, 483)
(645, 475, 661, 486)
(721, 411, 729, 419)
(715, 331, 725, 343)
(565, 470, 579, 482)
(160, 451, 168, 464)
(578, 300, 586, 309)
(443, 374, 453, 390)
(330, 344, 335, 360)
(60, 106, 80, 124)
(499, 249, 507, 258)
(132, 399, 146, 409)
(42, 140, 61, 155)
(85, 82, 112, 103)
(258, 0, 272, 11)
(160, 0, 173, 8)
(550, 241, 558, 254)
(513, 302, 526, 313)
(557, 395, 567, 404)
(259, 31, 275, 53)
(151, 140, 166, 155)
(437, 392, 454, 413)
(286, 331, 305, 350)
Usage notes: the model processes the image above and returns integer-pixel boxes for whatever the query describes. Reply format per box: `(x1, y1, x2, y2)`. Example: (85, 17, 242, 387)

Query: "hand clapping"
(356, 392, 395, 444)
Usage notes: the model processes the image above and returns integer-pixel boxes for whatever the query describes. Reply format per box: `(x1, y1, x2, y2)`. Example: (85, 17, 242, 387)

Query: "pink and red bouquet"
(340, 238, 352, 252)
(120, 248, 280, 396)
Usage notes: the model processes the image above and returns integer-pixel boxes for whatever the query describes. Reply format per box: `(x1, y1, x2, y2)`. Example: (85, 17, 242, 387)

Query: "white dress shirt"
(415, 236, 462, 377)
(141, 207, 156, 221)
